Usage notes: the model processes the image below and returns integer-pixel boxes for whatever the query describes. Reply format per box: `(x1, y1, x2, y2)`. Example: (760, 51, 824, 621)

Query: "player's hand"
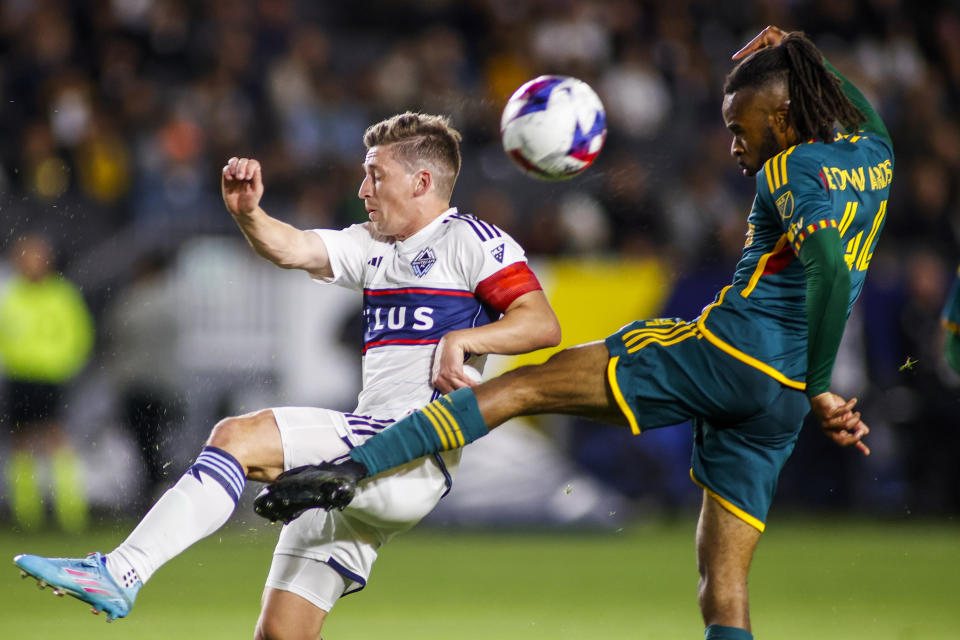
(732, 25, 789, 60)
(222, 157, 265, 217)
(431, 332, 479, 394)
(809, 391, 871, 456)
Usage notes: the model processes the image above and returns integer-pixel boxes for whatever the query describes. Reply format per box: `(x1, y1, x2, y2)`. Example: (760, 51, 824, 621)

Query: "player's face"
(722, 89, 785, 177)
(358, 145, 418, 238)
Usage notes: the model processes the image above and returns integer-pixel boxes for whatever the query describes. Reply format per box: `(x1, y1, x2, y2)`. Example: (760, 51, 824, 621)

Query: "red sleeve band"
(475, 261, 543, 313)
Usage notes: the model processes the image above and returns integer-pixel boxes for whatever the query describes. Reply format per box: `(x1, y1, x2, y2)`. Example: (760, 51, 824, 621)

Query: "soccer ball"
(500, 75, 607, 181)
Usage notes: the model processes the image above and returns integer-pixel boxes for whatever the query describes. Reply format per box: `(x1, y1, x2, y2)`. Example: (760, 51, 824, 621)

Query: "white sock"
(106, 447, 245, 585)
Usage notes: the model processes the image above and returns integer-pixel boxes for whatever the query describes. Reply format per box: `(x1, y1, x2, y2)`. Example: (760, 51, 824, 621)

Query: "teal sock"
(705, 624, 753, 640)
(350, 387, 489, 476)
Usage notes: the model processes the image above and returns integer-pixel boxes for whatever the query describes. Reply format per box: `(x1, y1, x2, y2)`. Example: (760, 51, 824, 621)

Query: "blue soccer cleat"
(13, 552, 141, 622)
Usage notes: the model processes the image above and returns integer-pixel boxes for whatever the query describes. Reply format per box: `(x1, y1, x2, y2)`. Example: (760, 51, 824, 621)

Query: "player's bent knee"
(207, 410, 282, 474)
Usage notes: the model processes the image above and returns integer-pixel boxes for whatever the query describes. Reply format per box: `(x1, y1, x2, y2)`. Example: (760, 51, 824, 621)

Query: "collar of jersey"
(394, 207, 458, 253)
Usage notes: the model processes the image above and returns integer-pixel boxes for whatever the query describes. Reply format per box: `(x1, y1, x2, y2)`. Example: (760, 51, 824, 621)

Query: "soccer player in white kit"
(13, 112, 561, 639)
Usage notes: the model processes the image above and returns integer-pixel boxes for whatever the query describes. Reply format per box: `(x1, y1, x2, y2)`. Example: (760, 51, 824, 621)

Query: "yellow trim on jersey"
(764, 145, 798, 192)
(855, 199, 886, 271)
(690, 469, 766, 532)
(779, 145, 795, 187)
(740, 234, 789, 299)
(837, 201, 857, 237)
(607, 356, 641, 436)
(764, 158, 776, 193)
(433, 400, 465, 447)
(697, 286, 807, 391)
(421, 404, 451, 449)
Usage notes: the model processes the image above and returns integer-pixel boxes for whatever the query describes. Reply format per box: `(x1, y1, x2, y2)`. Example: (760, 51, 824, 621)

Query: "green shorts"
(604, 319, 810, 531)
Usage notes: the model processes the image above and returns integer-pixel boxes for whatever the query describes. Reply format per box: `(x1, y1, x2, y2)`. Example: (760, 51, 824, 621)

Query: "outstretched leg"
(14, 409, 286, 621)
(254, 342, 626, 522)
(696, 491, 760, 639)
(353, 341, 623, 477)
(473, 341, 627, 428)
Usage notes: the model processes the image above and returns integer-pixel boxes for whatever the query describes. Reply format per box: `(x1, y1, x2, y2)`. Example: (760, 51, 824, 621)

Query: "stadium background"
(0, 0, 958, 638)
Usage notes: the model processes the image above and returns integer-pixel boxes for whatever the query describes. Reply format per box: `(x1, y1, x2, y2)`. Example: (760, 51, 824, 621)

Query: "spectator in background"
(102, 251, 185, 514)
(893, 249, 960, 514)
(0, 233, 94, 531)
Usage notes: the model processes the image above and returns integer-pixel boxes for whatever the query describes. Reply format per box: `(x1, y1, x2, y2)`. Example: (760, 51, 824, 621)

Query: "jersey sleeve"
(310, 223, 380, 291)
(822, 58, 891, 146)
(453, 218, 542, 313)
(759, 146, 837, 256)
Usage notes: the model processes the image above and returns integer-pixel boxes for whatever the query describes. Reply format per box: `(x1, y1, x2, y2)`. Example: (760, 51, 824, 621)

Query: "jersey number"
(842, 200, 886, 272)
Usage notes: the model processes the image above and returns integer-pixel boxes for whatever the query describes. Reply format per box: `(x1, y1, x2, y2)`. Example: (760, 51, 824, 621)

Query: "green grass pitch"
(2, 516, 957, 639)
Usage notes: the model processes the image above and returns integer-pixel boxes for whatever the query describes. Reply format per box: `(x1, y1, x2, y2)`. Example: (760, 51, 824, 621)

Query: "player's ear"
(773, 102, 789, 132)
(412, 169, 432, 197)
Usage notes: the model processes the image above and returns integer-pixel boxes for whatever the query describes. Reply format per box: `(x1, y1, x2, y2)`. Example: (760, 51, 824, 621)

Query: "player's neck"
(394, 201, 451, 242)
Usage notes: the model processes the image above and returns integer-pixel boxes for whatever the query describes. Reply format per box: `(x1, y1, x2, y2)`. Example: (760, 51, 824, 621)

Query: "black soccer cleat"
(253, 460, 368, 524)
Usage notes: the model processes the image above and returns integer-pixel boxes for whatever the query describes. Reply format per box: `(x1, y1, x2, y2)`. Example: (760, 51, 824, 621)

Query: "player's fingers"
(244, 159, 260, 181)
(235, 158, 249, 179)
(431, 374, 454, 394)
(732, 26, 786, 59)
(855, 441, 871, 456)
(223, 157, 240, 179)
(732, 27, 773, 59)
(826, 398, 857, 419)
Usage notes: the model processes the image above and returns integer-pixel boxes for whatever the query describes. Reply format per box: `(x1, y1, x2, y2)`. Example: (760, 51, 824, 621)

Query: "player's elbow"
(536, 315, 562, 349)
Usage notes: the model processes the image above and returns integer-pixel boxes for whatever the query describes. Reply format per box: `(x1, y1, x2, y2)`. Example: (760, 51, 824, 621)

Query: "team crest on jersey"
(410, 247, 437, 277)
(776, 191, 794, 219)
(490, 243, 505, 263)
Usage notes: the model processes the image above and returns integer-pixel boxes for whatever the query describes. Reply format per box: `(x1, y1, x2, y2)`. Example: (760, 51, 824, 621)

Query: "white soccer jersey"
(312, 207, 529, 420)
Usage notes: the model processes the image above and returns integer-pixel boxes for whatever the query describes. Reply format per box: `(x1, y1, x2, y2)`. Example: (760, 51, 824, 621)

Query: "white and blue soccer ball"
(500, 75, 607, 181)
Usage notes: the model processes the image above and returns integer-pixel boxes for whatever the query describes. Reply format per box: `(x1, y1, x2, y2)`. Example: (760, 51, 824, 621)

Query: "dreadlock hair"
(723, 32, 865, 143)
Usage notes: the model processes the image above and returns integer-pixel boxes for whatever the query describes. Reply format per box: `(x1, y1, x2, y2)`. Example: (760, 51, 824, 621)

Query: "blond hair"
(363, 112, 462, 200)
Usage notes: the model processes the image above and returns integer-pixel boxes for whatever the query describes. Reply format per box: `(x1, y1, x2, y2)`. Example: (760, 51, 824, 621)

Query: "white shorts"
(264, 406, 460, 608)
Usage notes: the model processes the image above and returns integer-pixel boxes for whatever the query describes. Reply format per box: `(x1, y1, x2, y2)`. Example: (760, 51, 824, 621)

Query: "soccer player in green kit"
(256, 27, 891, 640)
(942, 266, 960, 374)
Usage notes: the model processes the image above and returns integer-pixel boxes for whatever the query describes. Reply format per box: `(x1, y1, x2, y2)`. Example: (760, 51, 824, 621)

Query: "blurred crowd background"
(1, 0, 958, 530)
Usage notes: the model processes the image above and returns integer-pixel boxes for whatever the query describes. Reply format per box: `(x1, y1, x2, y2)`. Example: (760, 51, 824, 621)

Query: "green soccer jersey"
(697, 131, 894, 390)
(942, 266, 960, 374)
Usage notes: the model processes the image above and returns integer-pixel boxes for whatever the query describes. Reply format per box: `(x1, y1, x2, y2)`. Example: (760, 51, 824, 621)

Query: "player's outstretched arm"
(432, 289, 561, 393)
(222, 157, 333, 279)
(798, 226, 870, 456)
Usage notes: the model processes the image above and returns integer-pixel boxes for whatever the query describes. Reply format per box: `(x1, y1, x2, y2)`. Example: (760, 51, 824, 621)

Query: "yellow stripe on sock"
(421, 404, 451, 449)
(426, 402, 459, 450)
(434, 400, 465, 447)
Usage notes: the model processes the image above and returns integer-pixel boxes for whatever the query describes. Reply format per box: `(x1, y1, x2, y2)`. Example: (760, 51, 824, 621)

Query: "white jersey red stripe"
(312, 207, 538, 420)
